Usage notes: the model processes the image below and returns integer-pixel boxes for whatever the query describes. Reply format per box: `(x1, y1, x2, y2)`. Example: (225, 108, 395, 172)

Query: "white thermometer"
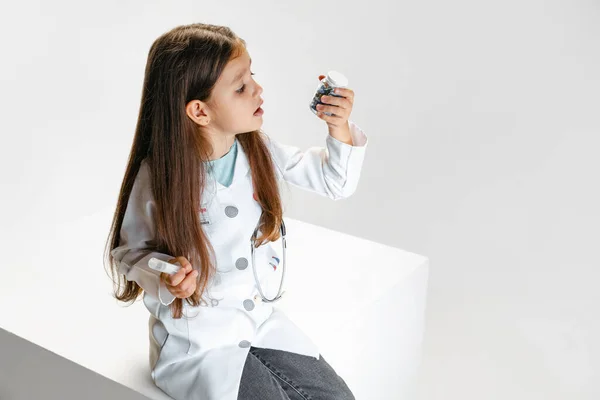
(148, 257, 182, 275)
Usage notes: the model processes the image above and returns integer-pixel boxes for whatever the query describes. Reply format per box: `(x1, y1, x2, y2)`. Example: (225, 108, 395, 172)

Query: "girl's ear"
(186, 100, 210, 126)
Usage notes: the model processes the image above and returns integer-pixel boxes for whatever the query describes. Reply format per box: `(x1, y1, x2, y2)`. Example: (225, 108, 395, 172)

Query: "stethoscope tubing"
(250, 216, 286, 303)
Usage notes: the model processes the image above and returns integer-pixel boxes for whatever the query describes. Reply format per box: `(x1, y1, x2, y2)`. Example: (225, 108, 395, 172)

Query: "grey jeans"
(237, 346, 355, 400)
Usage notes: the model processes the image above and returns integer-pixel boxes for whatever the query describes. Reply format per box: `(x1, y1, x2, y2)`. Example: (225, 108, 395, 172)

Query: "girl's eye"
(236, 72, 256, 93)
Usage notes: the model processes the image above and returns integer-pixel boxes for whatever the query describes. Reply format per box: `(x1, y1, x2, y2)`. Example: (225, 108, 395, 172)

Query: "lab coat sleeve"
(110, 161, 177, 306)
(265, 119, 368, 200)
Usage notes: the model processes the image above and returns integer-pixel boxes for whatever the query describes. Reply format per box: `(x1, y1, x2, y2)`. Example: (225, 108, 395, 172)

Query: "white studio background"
(1, 1, 599, 399)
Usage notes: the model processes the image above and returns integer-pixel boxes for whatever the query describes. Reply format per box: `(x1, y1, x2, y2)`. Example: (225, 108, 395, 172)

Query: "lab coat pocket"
(254, 243, 282, 297)
(152, 320, 169, 351)
(161, 305, 196, 356)
(149, 317, 171, 377)
(264, 244, 281, 273)
(200, 197, 227, 245)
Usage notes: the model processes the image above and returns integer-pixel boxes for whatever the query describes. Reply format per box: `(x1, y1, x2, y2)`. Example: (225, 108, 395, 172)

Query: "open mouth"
(254, 102, 264, 116)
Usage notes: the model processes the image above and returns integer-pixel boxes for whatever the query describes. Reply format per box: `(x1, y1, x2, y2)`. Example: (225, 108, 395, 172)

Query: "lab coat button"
(235, 257, 248, 270)
(239, 340, 251, 348)
(243, 299, 255, 311)
(225, 206, 238, 218)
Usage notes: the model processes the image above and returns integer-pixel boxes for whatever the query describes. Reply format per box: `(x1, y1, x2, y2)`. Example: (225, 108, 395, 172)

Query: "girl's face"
(186, 49, 264, 159)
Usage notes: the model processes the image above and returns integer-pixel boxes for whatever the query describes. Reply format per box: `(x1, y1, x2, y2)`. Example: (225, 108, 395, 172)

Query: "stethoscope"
(250, 214, 287, 303)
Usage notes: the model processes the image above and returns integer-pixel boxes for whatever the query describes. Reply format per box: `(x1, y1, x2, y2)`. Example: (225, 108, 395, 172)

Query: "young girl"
(105, 23, 368, 400)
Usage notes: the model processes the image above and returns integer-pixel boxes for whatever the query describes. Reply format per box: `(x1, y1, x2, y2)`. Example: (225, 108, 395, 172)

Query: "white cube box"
(0, 208, 429, 400)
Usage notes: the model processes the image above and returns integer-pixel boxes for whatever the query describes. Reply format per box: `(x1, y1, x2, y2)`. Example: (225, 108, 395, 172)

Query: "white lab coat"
(111, 120, 369, 400)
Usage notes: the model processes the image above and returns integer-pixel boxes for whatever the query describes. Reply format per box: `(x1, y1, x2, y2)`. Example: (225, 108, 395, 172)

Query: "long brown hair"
(103, 23, 283, 319)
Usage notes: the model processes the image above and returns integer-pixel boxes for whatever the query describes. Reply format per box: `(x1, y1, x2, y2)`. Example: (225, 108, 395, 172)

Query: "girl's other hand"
(161, 256, 198, 299)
